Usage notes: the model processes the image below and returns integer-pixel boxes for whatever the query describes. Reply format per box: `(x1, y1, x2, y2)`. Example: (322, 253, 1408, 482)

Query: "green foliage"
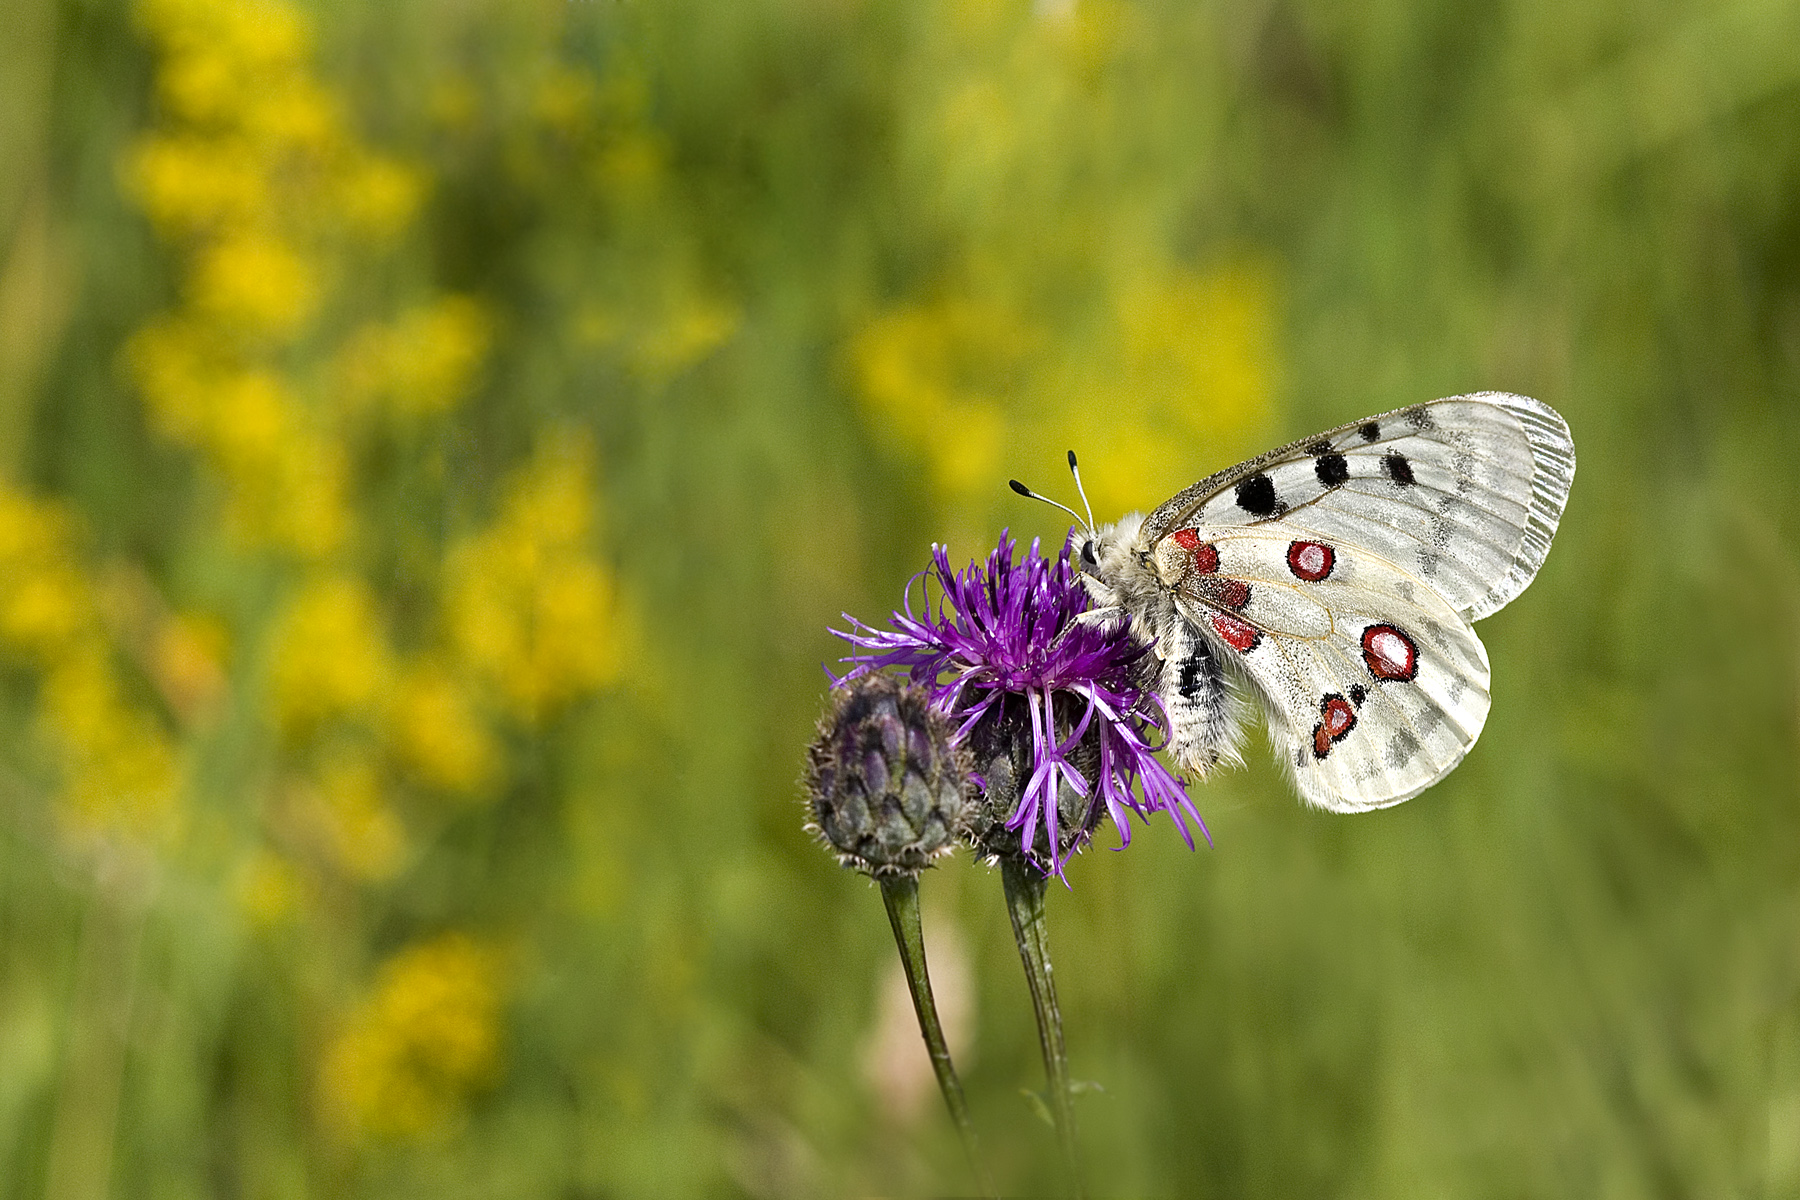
(2, 0, 1799, 1194)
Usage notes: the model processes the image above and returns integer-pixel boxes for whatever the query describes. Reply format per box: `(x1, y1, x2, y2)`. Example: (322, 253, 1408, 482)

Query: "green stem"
(1002, 857, 1084, 1197)
(879, 875, 993, 1198)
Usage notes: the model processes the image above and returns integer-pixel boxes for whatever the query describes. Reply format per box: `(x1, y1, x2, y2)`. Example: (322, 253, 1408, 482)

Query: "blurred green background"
(2, 0, 1799, 1194)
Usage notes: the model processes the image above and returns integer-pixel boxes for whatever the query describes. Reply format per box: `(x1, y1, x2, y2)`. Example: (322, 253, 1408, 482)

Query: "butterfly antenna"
(1008, 478, 1091, 534)
(1066, 450, 1096, 531)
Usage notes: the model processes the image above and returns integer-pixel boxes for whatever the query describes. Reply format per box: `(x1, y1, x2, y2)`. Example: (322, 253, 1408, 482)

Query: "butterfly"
(1014, 392, 1574, 812)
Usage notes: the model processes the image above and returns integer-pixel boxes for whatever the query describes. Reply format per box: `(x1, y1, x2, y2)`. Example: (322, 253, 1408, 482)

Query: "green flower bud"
(805, 676, 973, 877)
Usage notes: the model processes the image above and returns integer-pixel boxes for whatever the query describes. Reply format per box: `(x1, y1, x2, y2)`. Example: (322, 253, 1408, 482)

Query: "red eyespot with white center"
(1287, 540, 1336, 582)
(1361, 623, 1419, 682)
(1210, 612, 1261, 653)
(1311, 693, 1357, 759)
(1170, 528, 1219, 574)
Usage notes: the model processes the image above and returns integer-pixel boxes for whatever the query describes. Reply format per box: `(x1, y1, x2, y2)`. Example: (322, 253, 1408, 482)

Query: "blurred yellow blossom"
(389, 662, 500, 796)
(321, 933, 505, 1141)
(851, 266, 1276, 513)
(268, 576, 396, 738)
(199, 370, 348, 556)
(127, 134, 268, 233)
(137, 0, 312, 125)
(241, 78, 341, 155)
(1073, 265, 1278, 516)
(40, 649, 180, 837)
(446, 441, 621, 723)
(335, 297, 493, 418)
(0, 487, 182, 839)
(0, 495, 93, 647)
(124, 317, 215, 440)
(332, 153, 425, 240)
(592, 134, 667, 199)
(851, 296, 1036, 495)
(190, 232, 319, 337)
(128, 326, 353, 556)
(294, 751, 405, 882)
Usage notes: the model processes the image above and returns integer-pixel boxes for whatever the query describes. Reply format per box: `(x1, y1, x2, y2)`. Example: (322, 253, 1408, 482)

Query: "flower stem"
(1001, 857, 1084, 1197)
(879, 875, 993, 1198)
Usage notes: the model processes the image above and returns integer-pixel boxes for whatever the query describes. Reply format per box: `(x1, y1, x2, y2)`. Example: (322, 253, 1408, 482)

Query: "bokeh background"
(2, 0, 1799, 1194)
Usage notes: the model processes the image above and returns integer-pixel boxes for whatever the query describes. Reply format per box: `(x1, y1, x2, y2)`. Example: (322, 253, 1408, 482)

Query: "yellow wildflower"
(267, 576, 395, 737)
(137, 0, 312, 126)
(241, 77, 341, 154)
(320, 933, 505, 1141)
(297, 751, 405, 882)
(388, 661, 499, 796)
(333, 153, 425, 240)
(592, 133, 666, 200)
(1069, 265, 1278, 515)
(40, 648, 180, 837)
(445, 441, 621, 722)
(335, 296, 493, 419)
(850, 297, 1035, 495)
(0, 491, 100, 662)
(124, 317, 217, 441)
(126, 133, 268, 233)
(190, 232, 318, 337)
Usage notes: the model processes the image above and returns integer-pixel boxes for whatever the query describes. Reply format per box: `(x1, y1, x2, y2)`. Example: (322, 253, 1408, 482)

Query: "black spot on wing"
(1403, 405, 1435, 431)
(1313, 452, 1349, 487)
(1349, 684, 1367, 706)
(1359, 421, 1381, 442)
(1234, 472, 1282, 516)
(1304, 439, 1333, 456)
(1382, 451, 1415, 485)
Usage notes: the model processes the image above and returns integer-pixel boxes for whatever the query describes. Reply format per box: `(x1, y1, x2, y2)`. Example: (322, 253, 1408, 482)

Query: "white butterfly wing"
(1144, 392, 1574, 621)
(1170, 531, 1493, 811)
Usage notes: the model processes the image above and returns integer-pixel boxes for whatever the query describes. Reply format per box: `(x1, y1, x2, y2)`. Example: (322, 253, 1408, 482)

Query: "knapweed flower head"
(835, 531, 1205, 877)
(805, 675, 974, 877)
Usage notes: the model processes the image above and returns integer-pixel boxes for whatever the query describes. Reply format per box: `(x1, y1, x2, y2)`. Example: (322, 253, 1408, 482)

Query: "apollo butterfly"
(1017, 392, 1574, 811)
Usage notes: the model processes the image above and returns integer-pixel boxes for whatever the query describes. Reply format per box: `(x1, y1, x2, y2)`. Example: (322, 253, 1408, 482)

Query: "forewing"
(1144, 392, 1574, 621)
(1173, 536, 1492, 812)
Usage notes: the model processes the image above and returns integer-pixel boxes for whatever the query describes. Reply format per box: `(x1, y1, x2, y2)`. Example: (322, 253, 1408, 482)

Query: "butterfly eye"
(1079, 539, 1098, 569)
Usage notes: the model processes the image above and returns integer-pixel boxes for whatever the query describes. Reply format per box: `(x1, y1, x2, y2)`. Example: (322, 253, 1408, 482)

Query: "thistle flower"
(835, 531, 1204, 876)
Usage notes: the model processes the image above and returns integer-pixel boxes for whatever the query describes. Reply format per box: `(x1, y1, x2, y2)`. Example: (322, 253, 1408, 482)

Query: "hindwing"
(1166, 530, 1492, 811)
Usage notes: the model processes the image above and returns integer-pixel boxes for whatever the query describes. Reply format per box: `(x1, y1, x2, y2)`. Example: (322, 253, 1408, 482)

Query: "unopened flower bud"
(805, 676, 973, 877)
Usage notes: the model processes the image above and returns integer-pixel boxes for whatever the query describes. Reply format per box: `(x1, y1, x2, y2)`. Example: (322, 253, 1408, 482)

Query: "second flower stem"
(879, 875, 993, 1198)
(1001, 857, 1084, 1197)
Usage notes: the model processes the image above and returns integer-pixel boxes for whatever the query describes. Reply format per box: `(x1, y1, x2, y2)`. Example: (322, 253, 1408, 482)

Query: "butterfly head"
(1074, 511, 1151, 608)
(1009, 453, 1161, 618)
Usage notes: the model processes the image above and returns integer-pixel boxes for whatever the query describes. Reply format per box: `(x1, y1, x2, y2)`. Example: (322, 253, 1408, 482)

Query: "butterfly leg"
(1159, 617, 1246, 776)
(1074, 605, 1128, 631)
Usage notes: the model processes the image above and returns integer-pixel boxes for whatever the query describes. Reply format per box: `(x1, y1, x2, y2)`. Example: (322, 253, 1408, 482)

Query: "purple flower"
(833, 531, 1206, 876)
